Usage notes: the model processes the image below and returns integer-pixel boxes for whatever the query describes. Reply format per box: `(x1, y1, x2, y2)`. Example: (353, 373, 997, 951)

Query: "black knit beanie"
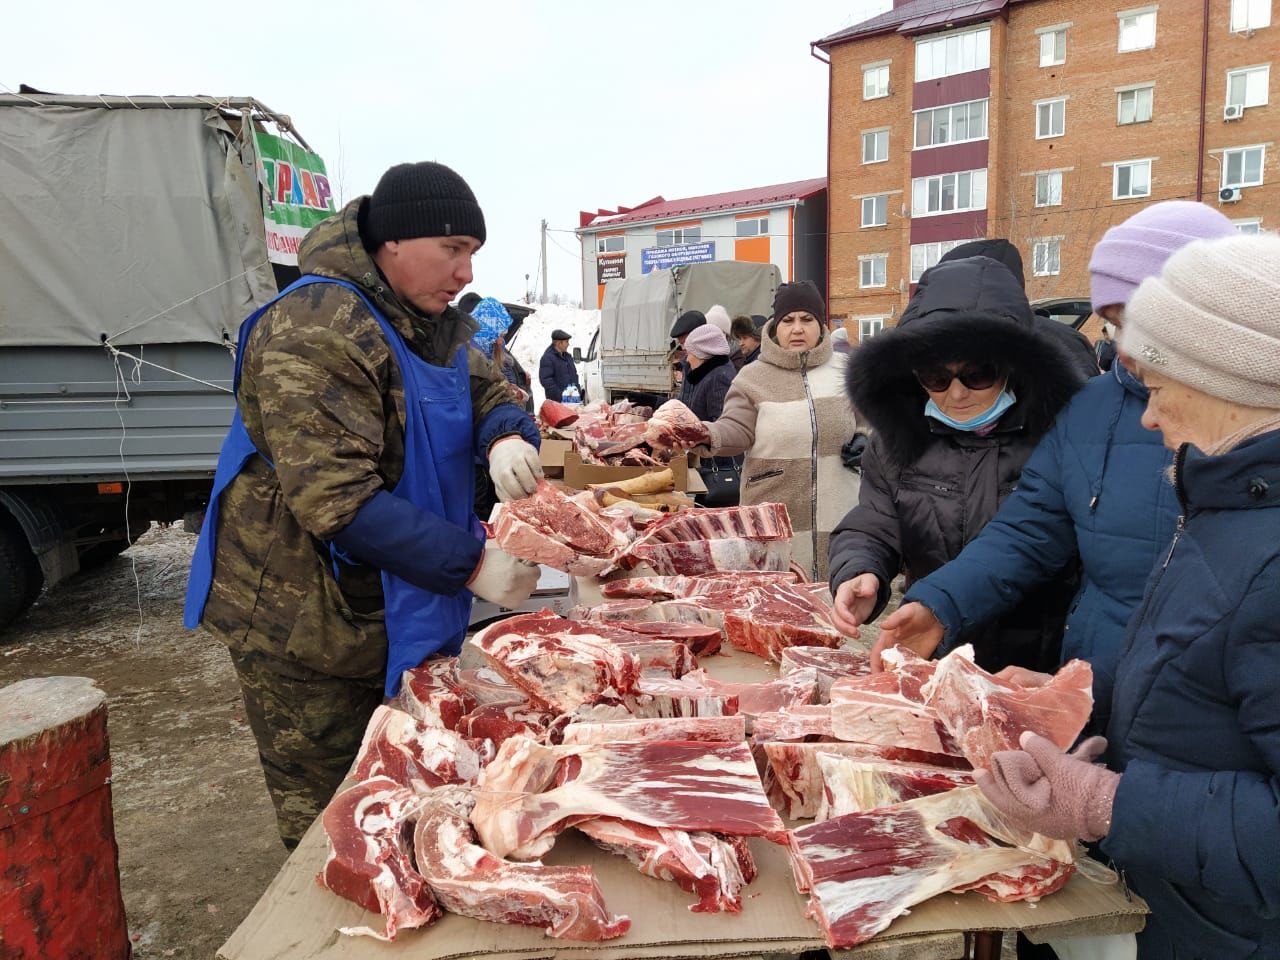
(364, 162, 487, 247)
(771, 280, 826, 324)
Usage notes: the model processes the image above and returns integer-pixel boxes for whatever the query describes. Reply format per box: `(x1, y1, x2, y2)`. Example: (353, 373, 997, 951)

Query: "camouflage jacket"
(202, 197, 523, 679)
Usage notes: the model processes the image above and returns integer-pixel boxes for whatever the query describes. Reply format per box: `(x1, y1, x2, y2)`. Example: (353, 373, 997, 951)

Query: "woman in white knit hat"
(975, 233, 1280, 959)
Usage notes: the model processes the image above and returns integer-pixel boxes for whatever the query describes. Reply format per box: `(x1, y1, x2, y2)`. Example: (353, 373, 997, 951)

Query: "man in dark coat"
(538, 329, 580, 402)
(828, 255, 1085, 675)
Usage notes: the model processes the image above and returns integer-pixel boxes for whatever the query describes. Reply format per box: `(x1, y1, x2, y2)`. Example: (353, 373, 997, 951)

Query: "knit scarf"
(1203, 411, 1280, 455)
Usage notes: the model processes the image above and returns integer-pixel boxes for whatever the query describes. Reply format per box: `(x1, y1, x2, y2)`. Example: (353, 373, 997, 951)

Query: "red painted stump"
(0, 676, 130, 959)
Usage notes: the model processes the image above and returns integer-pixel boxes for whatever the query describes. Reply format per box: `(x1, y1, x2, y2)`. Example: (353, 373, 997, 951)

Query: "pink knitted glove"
(975, 731, 1120, 841)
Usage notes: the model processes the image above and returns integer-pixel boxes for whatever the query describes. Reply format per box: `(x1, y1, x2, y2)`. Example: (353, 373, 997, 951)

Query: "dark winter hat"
(771, 280, 826, 325)
(670, 310, 707, 339)
(551, 329, 572, 342)
(364, 162, 487, 247)
(751, 314, 769, 331)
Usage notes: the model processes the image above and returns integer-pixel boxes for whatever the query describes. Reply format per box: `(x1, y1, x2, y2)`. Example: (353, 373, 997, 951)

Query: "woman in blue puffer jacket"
(978, 232, 1280, 959)
(869, 202, 1235, 734)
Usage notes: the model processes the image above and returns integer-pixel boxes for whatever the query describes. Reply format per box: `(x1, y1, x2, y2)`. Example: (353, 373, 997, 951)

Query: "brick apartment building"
(815, 0, 1278, 341)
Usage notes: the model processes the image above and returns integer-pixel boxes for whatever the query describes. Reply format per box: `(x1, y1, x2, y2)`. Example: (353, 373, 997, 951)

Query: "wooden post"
(0, 676, 131, 959)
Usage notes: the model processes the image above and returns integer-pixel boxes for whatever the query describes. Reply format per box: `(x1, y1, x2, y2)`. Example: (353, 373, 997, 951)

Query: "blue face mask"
(925, 387, 1017, 432)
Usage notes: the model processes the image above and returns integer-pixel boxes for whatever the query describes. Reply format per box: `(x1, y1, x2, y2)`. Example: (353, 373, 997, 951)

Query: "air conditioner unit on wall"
(1224, 103, 1245, 121)
(1220, 186, 1244, 204)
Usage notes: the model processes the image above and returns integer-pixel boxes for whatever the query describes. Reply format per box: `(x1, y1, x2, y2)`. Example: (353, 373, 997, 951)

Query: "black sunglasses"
(914, 362, 1003, 393)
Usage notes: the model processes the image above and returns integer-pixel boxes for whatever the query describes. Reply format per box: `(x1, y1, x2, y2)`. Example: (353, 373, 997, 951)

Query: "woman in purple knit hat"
(868, 201, 1236, 734)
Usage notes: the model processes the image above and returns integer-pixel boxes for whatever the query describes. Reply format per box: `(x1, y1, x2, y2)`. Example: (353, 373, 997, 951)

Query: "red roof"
(815, 0, 1009, 46)
(580, 177, 826, 231)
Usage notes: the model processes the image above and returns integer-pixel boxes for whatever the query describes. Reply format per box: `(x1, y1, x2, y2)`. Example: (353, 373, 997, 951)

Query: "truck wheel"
(0, 525, 41, 634)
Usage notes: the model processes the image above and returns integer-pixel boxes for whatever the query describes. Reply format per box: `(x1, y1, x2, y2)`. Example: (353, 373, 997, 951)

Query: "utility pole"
(524, 273, 531, 304)
(540, 219, 549, 304)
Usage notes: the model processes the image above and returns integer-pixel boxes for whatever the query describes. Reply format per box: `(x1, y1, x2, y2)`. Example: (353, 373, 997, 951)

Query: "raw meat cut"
(816, 755, 976, 820)
(317, 777, 437, 940)
(470, 736, 787, 860)
(643, 399, 708, 456)
(471, 612, 639, 712)
(456, 701, 554, 746)
(458, 666, 524, 706)
(632, 673, 739, 718)
(412, 797, 629, 940)
(780, 645, 872, 701)
(921, 645, 1094, 770)
(539, 398, 580, 429)
(575, 597, 656, 620)
(676, 667, 817, 719)
(559, 715, 748, 745)
(630, 538, 793, 576)
(574, 817, 758, 913)
(630, 502, 794, 546)
(352, 706, 492, 793)
(953, 859, 1075, 903)
(828, 670, 962, 759)
(601, 572, 799, 600)
(759, 741, 969, 820)
(723, 582, 845, 660)
(487, 481, 631, 576)
(394, 657, 476, 731)
(788, 786, 1074, 948)
(606, 618, 723, 658)
(751, 705, 835, 742)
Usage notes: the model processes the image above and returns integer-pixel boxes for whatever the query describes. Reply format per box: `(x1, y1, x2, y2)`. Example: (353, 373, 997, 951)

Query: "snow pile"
(508, 303, 600, 408)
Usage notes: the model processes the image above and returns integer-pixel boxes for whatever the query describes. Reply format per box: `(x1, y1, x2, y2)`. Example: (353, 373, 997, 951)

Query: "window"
(859, 317, 886, 340)
(1231, 0, 1271, 31)
(909, 239, 967, 282)
(1113, 159, 1153, 199)
(1033, 238, 1062, 276)
(859, 254, 887, 288)
(1039, 29, 1067, 66)
(1235, 218, 1264, 233)
(1227, 66, 1270, 108)
(596, 235, 625, 254)
(914, 99, 988, 149)
(911, 169, 989, 216)
(1117, 86, 1154, 124)
(915, 26, 991, 82)
(1118, 8, 1157, 51)
(1036, 98, 1067, 138)
(735, 216, 769, 238)
(862, 129, 889, 164)
(1035, 171, 1064, 207)
(861, 195, 889, 227)
(863, 63, 890, 99)
(656, 225, 701, 247)
(1223, 145, 1266, 187)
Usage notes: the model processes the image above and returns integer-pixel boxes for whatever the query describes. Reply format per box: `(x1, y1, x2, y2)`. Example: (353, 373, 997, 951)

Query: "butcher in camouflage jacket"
(199, 163, 541, 846)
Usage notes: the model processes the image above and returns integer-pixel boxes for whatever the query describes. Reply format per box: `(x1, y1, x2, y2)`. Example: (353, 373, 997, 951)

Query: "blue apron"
(185, 276, 479, 696)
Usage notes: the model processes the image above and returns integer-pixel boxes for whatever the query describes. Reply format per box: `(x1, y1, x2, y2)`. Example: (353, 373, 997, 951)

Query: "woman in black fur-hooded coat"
(828, 255, 1086, 673)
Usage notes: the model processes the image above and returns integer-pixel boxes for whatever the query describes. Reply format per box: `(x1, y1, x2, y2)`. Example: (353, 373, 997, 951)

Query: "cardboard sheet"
(220, 648, 1147, 960)
(562, 453, 691, 492)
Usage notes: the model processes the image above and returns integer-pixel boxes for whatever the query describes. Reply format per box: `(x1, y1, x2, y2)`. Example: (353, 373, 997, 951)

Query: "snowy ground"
(508, 302, 601, 408)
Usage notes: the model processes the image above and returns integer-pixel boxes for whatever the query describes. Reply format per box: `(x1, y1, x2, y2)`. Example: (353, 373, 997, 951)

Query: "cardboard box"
(538, 439, 574, 478)
(562, 451, 690, 492)
(219, 644, 1148, 960)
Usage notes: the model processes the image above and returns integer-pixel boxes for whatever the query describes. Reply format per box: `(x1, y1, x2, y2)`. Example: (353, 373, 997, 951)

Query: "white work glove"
(467, 542, 540, 608)
(488, 436, 543, 502)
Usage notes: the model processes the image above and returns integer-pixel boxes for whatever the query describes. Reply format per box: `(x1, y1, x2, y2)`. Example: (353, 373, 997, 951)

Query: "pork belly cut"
(351, 706, 492, 793)
(317, 777, 437, 941)
(412, 798, 629, 940)
(558, 715, 748, 745)
(922, 644, 1094, 770)
(575, 817, 758, 913)
(470, 736, 787, 860)
(789, 786, 1074, 949)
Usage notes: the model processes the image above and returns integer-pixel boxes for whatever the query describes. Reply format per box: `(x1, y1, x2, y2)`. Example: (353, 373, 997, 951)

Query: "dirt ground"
(0, 525, 284, 959)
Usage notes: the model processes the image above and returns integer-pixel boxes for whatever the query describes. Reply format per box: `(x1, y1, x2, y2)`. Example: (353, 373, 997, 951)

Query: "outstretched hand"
(831, 574, 881, 639)
(871, 601, 944, 671)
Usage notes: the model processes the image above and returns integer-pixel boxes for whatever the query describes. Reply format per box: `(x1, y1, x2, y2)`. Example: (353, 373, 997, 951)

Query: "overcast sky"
(4, 0, 889, 305)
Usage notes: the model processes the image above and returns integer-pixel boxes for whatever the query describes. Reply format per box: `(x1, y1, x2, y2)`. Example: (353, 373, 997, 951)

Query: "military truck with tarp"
(0, 90, 334, 630)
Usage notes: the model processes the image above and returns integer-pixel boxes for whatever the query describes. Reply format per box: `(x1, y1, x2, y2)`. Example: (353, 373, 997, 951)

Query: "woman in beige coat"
(672, 281, 860, 581)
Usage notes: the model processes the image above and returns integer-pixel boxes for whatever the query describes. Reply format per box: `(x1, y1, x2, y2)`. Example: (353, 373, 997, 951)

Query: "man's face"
(376, 235, 482, 315)
(554, 339, 569, 353)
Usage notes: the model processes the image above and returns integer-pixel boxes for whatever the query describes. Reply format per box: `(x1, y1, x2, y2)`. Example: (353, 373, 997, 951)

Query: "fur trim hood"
(847, 256, 1085, 466)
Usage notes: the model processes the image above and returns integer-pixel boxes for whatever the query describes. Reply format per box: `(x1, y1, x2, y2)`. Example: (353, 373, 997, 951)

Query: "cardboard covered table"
(220, 645, 1147, 960)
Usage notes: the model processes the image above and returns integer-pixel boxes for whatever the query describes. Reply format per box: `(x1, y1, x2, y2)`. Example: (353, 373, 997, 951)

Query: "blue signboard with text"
(641, 241, 716, 274)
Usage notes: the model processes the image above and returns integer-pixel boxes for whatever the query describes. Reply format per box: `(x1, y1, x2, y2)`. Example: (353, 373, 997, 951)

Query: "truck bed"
(0, 343, 235, 484)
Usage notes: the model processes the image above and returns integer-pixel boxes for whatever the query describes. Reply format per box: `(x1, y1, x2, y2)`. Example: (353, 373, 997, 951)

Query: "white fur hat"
(705, 304, 733, 336)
